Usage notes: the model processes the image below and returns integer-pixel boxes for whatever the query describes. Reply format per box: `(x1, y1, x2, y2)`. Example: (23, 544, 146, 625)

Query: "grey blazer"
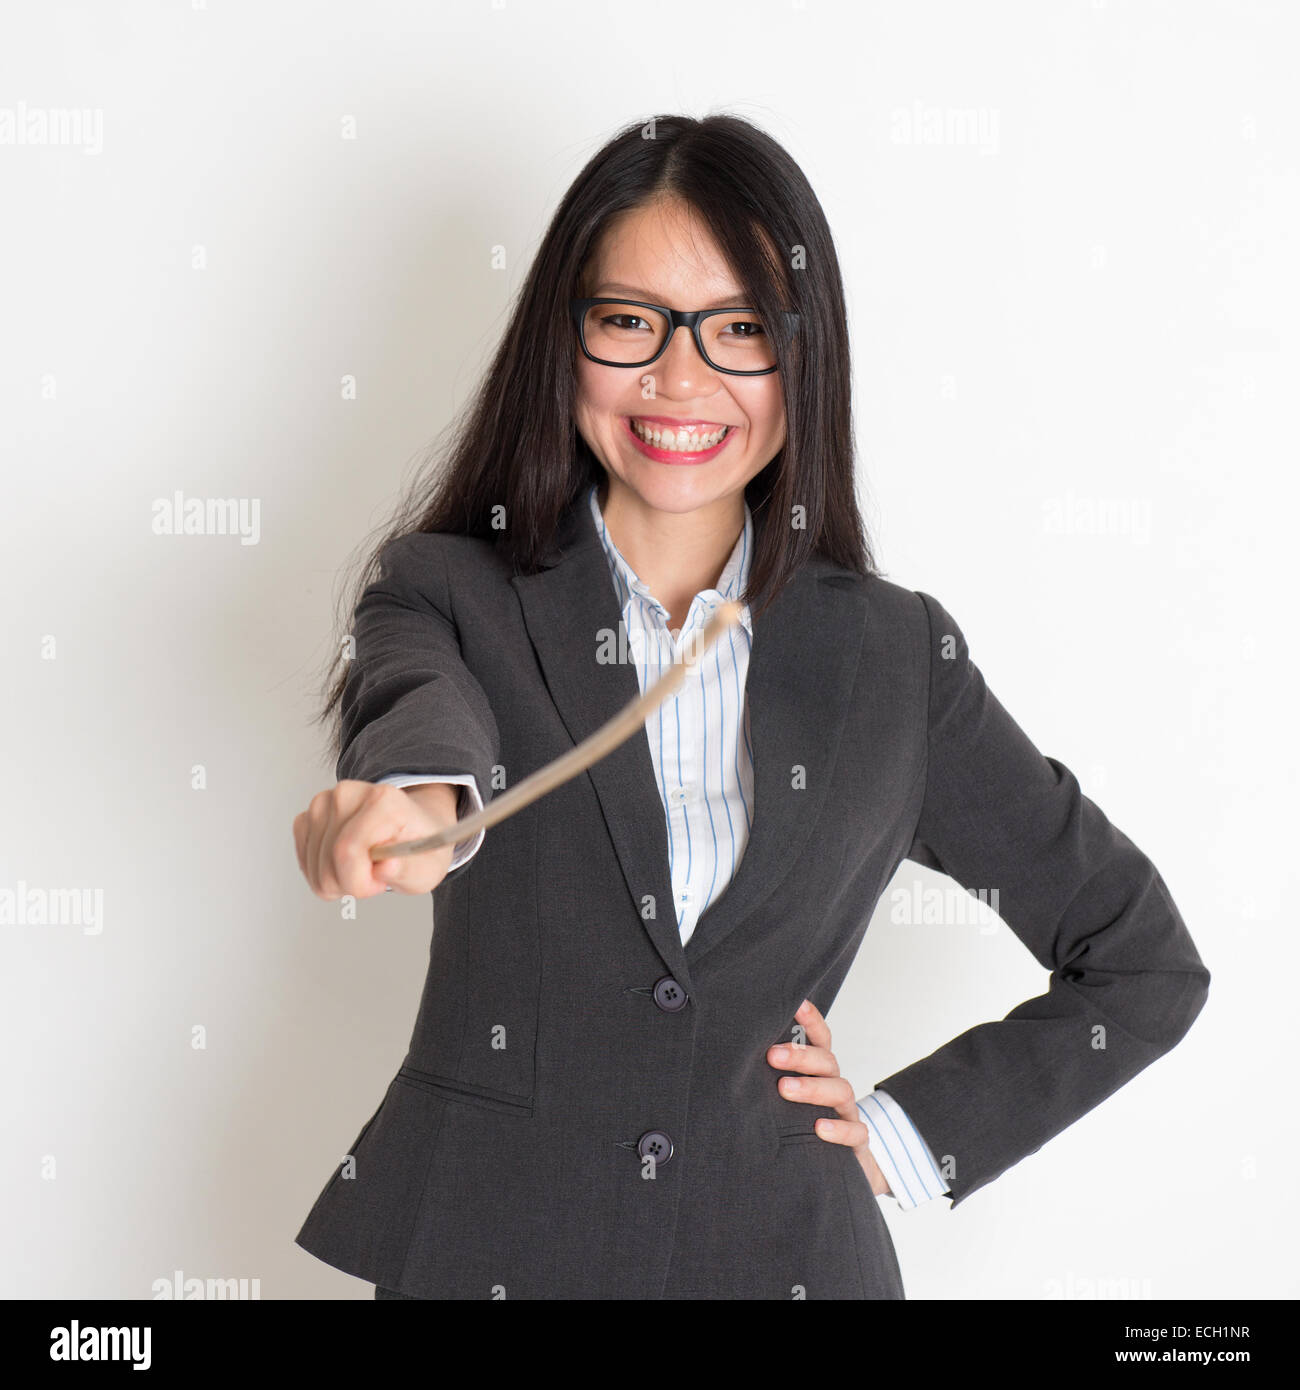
(295, 490, 1210, 1300)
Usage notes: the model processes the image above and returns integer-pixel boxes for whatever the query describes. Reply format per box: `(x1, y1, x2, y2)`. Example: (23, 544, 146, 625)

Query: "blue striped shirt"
(586, 482, 756, 947)
(379, 483, 950, 1208)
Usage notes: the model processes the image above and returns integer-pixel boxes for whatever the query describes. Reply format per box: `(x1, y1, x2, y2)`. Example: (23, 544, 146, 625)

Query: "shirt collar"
(587, 482, 754, 636)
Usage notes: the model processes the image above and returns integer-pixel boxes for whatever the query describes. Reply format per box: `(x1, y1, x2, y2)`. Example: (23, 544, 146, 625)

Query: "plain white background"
(1, 0, 1295, 1300)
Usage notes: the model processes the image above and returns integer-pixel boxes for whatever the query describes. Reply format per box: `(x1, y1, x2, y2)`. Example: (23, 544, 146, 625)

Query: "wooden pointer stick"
(370, 599, 745, 862)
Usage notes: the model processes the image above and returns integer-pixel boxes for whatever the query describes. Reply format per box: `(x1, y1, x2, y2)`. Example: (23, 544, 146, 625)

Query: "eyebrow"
(593, 284, 749, 308)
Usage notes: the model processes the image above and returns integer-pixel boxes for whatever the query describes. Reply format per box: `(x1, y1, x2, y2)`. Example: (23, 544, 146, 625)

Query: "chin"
(630, 475, 743, 514)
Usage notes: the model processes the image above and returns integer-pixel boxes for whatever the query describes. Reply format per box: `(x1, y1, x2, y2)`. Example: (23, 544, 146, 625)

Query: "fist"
(293, 780, 460, 900)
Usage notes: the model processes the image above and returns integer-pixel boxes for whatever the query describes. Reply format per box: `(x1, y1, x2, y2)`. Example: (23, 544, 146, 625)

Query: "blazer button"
(652, 975, 689, 1012)
(637, 1131, 674, 1166)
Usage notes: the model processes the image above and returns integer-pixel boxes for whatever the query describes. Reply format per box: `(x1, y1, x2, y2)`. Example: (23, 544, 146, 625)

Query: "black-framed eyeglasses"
(570, 297, 800, 376)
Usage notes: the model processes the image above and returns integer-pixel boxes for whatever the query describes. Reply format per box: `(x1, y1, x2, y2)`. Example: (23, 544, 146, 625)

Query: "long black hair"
(316, 112, 877, 757)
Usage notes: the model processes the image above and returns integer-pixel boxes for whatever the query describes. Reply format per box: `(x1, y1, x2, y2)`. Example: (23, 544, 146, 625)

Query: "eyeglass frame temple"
(568, 297, 801, 376)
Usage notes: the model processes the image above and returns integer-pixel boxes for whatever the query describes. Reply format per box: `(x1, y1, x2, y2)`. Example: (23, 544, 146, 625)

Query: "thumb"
(373, 852, 404, 884)
(373, 845, 443, 894)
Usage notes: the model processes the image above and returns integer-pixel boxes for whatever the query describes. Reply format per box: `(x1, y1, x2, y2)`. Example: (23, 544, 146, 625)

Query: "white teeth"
(629, 419, 731, 451)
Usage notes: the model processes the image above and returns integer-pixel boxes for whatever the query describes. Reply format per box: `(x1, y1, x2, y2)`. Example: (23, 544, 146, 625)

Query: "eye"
(601, 314, 653, 332)
(719, 320, 767, 338)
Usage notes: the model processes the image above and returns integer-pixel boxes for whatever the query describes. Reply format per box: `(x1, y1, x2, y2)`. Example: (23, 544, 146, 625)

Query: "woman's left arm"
(871, 590, 1211, 1208)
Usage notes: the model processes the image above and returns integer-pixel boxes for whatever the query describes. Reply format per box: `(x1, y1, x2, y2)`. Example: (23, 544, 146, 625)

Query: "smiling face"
(573, 196, 787, 519)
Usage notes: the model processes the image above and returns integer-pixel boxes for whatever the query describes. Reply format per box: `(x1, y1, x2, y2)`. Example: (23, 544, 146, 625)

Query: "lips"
(621, 414, 737, 463)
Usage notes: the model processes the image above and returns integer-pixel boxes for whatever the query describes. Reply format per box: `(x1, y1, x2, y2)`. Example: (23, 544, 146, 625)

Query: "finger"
(330, 781, 395, 890)
(331, 799, 394, 900)
(308, 790, 344, 899)
(293, 813, 308, 878)
(766, 1040, 840, 1078)
(303, 792, 329, 897)
(811, 1115, 871, 1148)
(794, 997, 833, 1052)
(777, 1074, 856, 1111)
(376, 841, 452, 895)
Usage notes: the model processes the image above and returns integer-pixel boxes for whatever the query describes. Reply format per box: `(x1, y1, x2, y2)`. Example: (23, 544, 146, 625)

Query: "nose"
(653, 323, 721, 396)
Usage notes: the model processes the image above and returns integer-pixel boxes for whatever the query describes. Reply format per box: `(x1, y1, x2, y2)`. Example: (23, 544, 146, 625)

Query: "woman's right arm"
(292, 531, 502, 900)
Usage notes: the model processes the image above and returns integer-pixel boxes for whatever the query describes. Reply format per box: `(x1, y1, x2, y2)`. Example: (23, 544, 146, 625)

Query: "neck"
(596, 476, 745, 630)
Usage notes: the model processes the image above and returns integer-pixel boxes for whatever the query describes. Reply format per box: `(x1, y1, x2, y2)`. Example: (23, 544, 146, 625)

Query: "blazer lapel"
(509, 490, 868, 987)
(511, 495, 691, 988)
(682, 560, 867, 965)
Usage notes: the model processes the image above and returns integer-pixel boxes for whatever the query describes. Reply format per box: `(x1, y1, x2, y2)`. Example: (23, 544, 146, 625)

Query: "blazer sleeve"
(875, 589, 1210, 1208)
(335, 531, 501, 862)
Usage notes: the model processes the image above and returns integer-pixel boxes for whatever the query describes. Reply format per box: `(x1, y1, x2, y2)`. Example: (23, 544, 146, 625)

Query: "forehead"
(585, 199, 744, 303)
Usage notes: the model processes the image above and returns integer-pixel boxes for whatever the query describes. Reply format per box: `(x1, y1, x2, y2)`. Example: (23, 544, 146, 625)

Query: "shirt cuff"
(376, 773, 485, 871)
(856, 1088, 950, 1210)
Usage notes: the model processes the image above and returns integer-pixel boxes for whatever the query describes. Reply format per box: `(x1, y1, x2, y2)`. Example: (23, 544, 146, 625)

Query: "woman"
(292, 114, 1210, 1300)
